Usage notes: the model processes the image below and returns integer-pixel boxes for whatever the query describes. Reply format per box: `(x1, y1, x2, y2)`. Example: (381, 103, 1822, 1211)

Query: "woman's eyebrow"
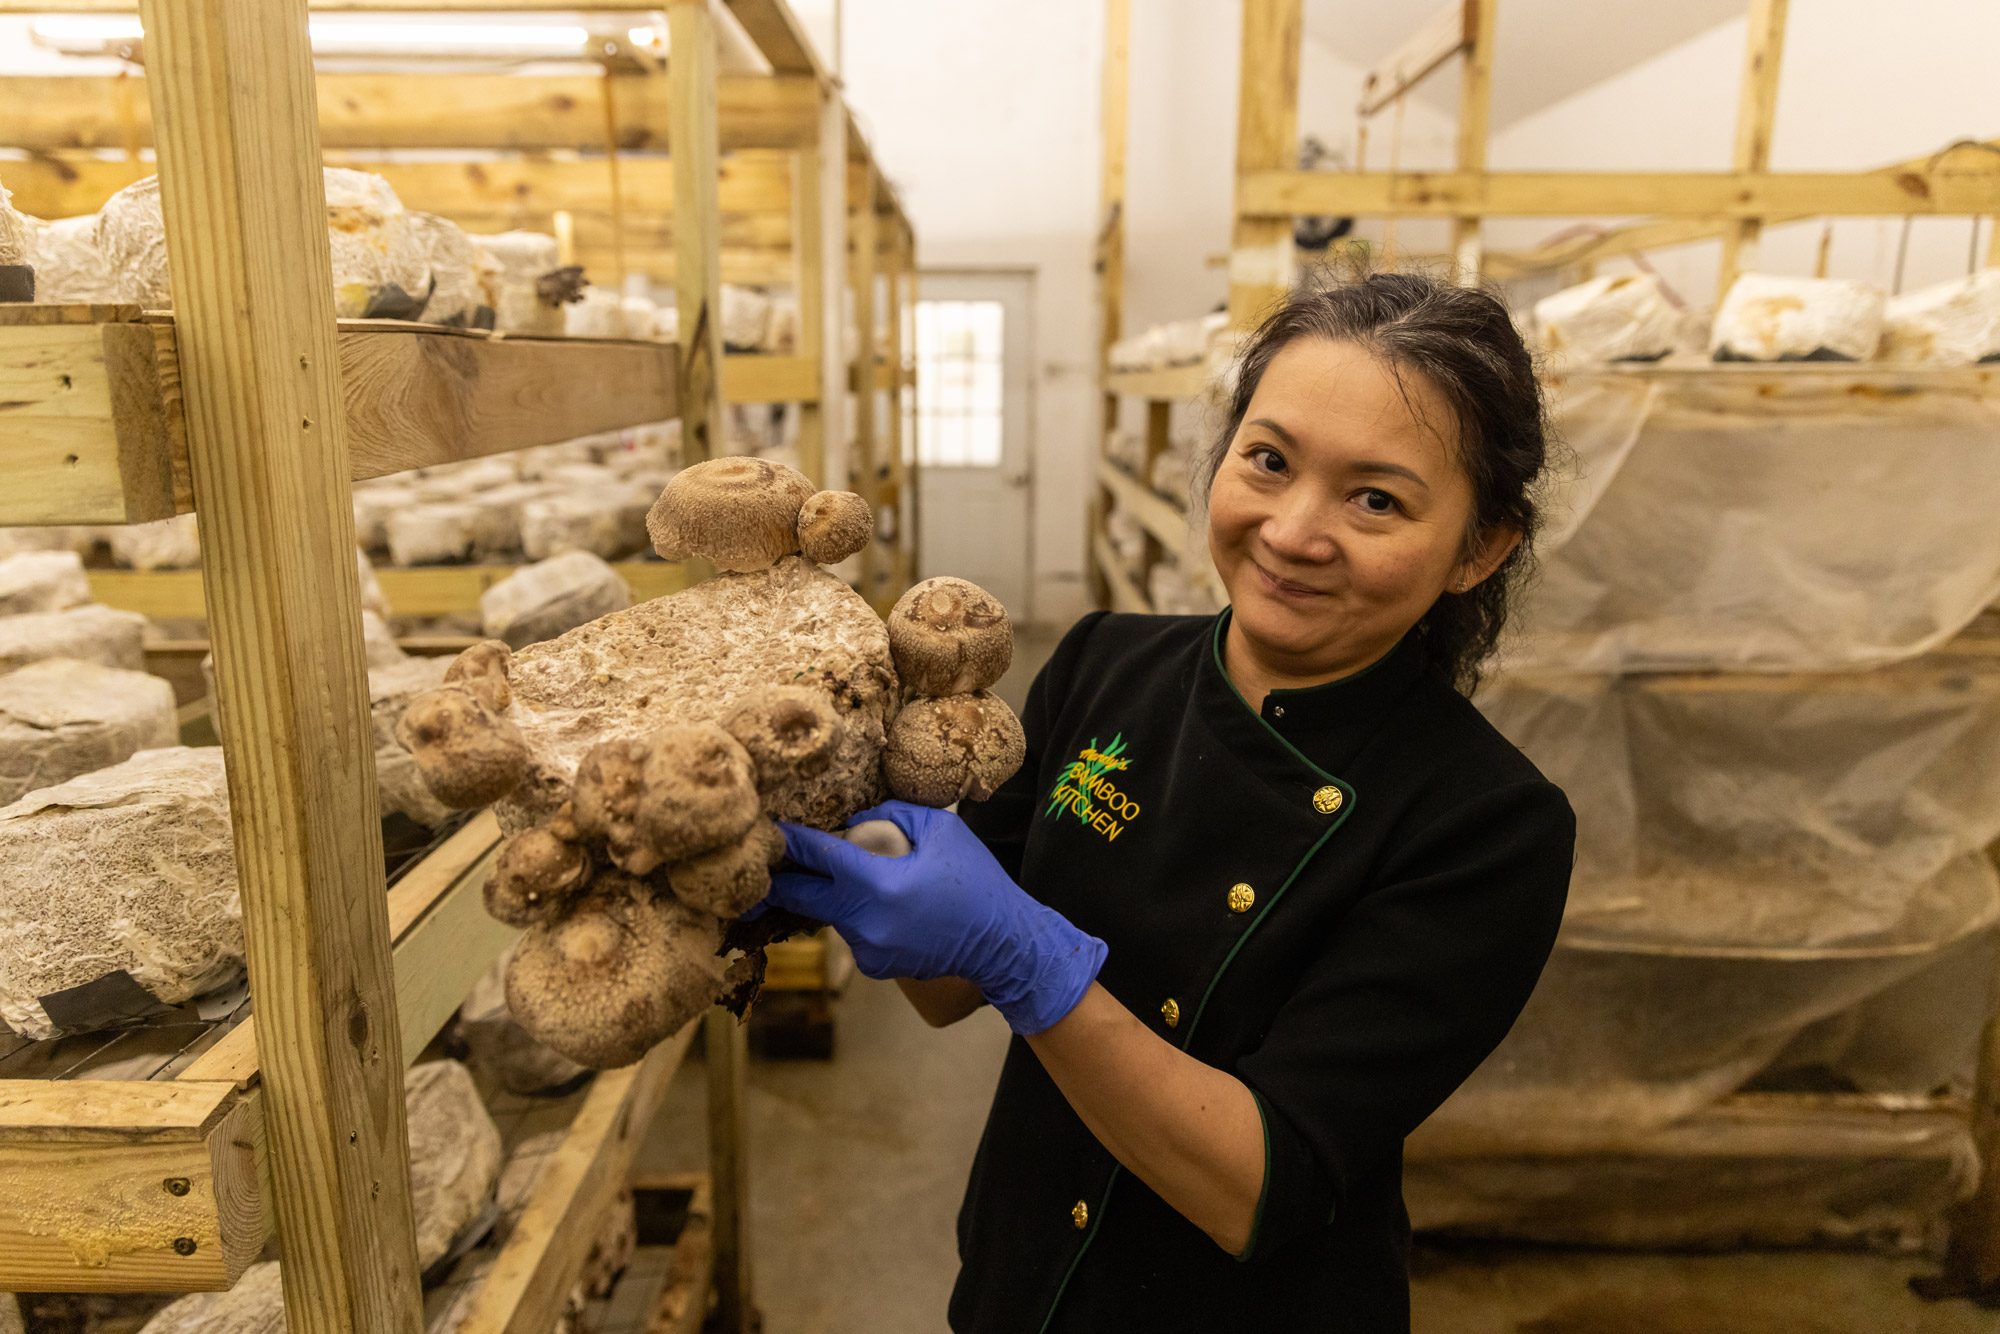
(1246, 417, 1298, 447)
(1352, 461, 1431, 492)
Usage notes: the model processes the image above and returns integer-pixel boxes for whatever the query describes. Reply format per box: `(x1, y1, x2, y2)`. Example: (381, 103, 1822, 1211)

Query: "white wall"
(833, 0, 1452, 625)
(1485, 2, 2000, 307)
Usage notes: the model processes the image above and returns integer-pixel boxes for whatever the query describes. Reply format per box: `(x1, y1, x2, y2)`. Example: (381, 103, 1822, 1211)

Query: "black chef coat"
(951, 609, 1574, 1334)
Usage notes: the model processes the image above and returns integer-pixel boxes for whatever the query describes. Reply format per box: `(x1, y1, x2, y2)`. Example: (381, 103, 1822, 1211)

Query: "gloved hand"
(766, 800, 1107, 1036)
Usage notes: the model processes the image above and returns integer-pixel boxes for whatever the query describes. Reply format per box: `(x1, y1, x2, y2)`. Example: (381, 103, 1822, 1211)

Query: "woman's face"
(1207, 336, 1514, 677)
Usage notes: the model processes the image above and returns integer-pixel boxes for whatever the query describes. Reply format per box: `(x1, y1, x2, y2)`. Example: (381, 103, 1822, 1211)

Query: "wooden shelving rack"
(1098, 0, 2000, 1294)
(0, 1, 901, 1329)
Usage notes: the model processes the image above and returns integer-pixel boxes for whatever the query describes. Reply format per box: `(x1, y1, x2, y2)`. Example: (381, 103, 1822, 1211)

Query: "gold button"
(1313, 785, 1344, 815)
(1227, 883, 1255, 913)
(1160, 998, 1180, 1028)
(1071, 1199, 1089, 1230)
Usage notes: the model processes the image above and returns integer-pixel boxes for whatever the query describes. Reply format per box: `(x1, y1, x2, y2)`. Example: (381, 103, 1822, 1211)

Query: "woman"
(766, 271, 1575, 1332)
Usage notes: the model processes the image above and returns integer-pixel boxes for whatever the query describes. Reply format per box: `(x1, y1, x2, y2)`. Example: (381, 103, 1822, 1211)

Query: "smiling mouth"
(1251, 561, 1331, 599)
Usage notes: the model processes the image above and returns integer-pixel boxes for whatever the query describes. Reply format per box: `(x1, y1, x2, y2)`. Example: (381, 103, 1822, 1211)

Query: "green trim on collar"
(1210, 609, 1406, 711)
(1238, 1090, 1276, 1263)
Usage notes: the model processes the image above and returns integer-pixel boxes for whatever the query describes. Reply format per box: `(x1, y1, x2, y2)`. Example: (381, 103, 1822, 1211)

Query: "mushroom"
(797, 490, 872, 565)
(632, 723, 762, 860)
(486, 826, 591, 927)
(668, 816, 784, 918)
(722, 684, 843, 788)
(395, 685, 530, 808)
(569, 738, 660, 874)
(505, 883, 724, 1069)
(887, 577, 1013, 696)
(444, 638, 514, 711)
(645, 457, 817, 572)
(884, 691, 1026, 806)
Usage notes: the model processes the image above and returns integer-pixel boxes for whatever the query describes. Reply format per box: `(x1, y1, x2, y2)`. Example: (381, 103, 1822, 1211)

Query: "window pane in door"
(913, 298, 1005, 468)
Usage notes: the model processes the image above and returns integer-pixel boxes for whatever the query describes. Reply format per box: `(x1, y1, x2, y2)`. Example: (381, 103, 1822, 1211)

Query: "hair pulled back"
(1199, 268, 1554, 694)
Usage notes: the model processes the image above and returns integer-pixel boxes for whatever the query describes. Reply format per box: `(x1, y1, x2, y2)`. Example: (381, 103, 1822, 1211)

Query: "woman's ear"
(1452, 525, 1521, 595)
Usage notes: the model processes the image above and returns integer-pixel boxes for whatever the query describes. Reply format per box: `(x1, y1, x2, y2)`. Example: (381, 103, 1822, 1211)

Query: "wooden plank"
(1105, 364, 1215, 401)
(0, 72, 818, 154)
(1092, 0, 1130, 614)
(1717, 0, 1790, 299)
(449, 1025, 695, 1334)
(703, 1009, 753, 1334)
(1097, 459, 1187, 555)
(793, 141, 828, 486)
(578, 245, 797, 286)
(670, 0, 725, 466)
(1449, 0, 1495, 282)
(1091, 531, 1149, 614)
(1238, 167, 2000, 219)
(0, 318, 677, 525)
(1227, 0, 1301, 326)
(134, 0, 422, 1327)
(849, 165, 884, 606)
(724, 352, 819, 403)
(639, 1174, 715, 1334)
(1357, 0, 1470, 115)
(90, 562, 697, 618)
(1485, 137, 2000, 278)
(0, 1082, 262, 1292)
(723, 0, 825, 78)
(179, 813, 508, 1089)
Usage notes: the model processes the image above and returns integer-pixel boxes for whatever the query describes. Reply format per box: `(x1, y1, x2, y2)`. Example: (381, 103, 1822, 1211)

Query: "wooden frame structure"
(1087, 0, 2000, 1295)
(0, 1, 896, 1327)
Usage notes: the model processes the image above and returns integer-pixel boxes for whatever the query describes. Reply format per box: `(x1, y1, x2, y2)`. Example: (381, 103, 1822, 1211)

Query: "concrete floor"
(637, 621, 1998, 1334)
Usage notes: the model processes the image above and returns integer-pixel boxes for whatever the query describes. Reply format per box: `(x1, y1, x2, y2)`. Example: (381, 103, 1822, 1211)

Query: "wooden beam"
(1227, 0, 1301, 326)
(0, 1081, 262, 1293)
(0, 71, 819, 154)
(577, 245, 798, 286)
(1105, 364, 1214, 401)
(849, 161, 882, 600)
(725, 352, 819, 403)
(1357, 0, 1471, 115)
(1097, 458, 1187, 557)
(1237, 167, 2000, 219)
(793, 140, 828, 485)
(808, 83, 850, 500)
(704, 1008, 754, 1334)
(135, 0, 422, 1330)
(1091, 530, 1148, 614)
(88, 562, 697, 620)
(1449, 0, 1495, 282)
(0, 314, 679, 526)
(446, 1025, 695, 1333)
(670, 0, 725, 467)
(723, 0, 825, 79)
(1097, 0, 1130, 380)
(1717, 0, 1790, 299)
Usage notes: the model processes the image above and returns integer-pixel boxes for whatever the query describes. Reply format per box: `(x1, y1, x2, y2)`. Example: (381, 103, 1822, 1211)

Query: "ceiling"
(1304, 0, 1746, 129)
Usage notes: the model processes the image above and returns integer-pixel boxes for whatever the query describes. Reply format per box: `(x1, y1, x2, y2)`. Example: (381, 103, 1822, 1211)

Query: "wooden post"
(1945, 933, 2000, 1293)
(793, 142, 828, 487)
(1228, 0, 1302, 326)
(1093, 0, 1130, 608)
(703, 1008, 754, 1334)
(1717, 0, 1789, 302)
(883, 216, 909, 592)
(1449, 0, 1496, 284)
(668, 0, 723, 465)
(1140, 399, 1171, 589)
(850, 165, 882, 606)
(900, 218, 922, 584)
(133, 0, 424, 1329)
(812, 84, 851, 498)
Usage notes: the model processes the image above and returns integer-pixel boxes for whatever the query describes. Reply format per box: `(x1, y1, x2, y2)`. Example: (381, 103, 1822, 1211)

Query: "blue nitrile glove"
(766, 801, 1108, 1036)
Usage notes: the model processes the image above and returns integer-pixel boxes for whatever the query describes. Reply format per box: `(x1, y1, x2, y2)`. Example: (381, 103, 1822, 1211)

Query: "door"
(910, 270, 1034, 619)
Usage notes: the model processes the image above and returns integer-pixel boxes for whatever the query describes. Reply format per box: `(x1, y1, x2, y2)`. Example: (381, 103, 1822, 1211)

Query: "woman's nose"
(1259, 495, 1335, 565)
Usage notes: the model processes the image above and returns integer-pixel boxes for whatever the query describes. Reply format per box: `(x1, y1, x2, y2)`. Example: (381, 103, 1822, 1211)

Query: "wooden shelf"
(724, 352, 820, 404)
(1091, 531, 1149, 614)
(1105, 363, 1214, 401)
(0, 813, 509, 1294)
(1095, 459, 1188, 554)
(88, 561, 701, 621)
(0, 306, 680, 527)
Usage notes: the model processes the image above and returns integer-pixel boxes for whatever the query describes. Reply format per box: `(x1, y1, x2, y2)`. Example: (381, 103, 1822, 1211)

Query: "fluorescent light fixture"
(30, 15, 596, 58)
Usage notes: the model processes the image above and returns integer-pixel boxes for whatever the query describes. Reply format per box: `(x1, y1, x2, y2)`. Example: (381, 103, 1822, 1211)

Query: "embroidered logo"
(1044, 732, 1142, 843)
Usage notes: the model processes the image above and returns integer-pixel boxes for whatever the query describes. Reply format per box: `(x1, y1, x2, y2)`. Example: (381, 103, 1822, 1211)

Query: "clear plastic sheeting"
(1436, 665, 2000, 1142)
(1510, 365, 2000, 672)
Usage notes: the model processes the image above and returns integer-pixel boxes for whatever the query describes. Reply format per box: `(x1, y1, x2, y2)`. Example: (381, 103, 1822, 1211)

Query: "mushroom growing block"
(0, 658, 178, 805)
(0, 550, 90, 617)
(480, 551, 632, 649)
(0, 603, 147, 676)
(0, 747, 240, 1039)
(1711, 274, 1887, 362)
(397, 458, 1025, 1067)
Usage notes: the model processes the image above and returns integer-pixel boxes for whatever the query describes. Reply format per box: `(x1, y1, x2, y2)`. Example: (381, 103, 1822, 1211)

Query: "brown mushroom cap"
(721, 684, 843, 788)
(887, 577, 1013, 696)
(569, 738, 659, 874)
(668, 816, 784, 917)
(632, 723, 761, 861)
(883, 691, 1026, 806)
(396, 685, 530, 808)
(796, 490, 872, 565)
(505, 883, 724, 1068)
(486, 826, 591, 927)
(645, 457, 816, 571)
(445, 638, 514, 711)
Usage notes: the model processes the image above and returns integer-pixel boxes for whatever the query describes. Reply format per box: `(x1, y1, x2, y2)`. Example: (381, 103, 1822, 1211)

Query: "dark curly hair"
(1197, 268, 1554, 695)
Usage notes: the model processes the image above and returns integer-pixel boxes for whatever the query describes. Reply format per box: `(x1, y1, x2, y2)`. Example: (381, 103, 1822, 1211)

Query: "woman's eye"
(1247, 445, 1286, 475)
(1356, 489, 1400, 515)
